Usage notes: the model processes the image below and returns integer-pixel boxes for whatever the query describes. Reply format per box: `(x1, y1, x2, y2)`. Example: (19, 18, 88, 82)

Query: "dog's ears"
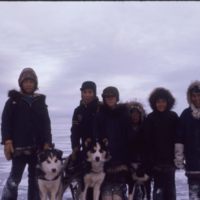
(84, 137, 92, 148)
(37, 149, 63, 162)
(37, 151, 47, 163)
(54, 149, 63, 159)
(102, 138, 109, 147)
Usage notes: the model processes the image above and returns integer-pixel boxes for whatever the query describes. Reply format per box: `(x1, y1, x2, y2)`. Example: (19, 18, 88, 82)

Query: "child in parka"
(144, 87, 178, 200)
(1, 68, 52, 200)
(70, 81, 100, 200)
(95, 86, 131, 200)
(175, 81, 200, 200)
(127, 101, 151, 200)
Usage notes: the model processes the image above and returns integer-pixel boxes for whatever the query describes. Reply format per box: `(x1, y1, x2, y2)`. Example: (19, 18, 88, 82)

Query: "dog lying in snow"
(80, 140, 110, 200)
(37, 148, 64, 200)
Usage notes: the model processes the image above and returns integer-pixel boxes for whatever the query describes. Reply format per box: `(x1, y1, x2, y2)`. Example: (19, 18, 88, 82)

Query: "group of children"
(1, 67, 200, 200)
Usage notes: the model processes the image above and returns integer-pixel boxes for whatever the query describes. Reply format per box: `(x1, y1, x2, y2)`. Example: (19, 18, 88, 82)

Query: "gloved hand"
(71, 147, 80, 161)
(4, 140, 14, 160)
(43, 143, 52, 150)
(84, 138, 92, 147)
(174, 143, 185, 169)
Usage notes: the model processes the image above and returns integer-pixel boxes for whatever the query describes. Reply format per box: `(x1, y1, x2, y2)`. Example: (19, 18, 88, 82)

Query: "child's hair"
(149, 87, 175, 111)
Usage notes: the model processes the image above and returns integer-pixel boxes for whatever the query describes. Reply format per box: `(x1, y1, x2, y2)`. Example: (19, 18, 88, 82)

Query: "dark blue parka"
(95, 104, 131, 166)
(70, 97, 100, 150)
(143, 110, 178, 168)
(176, 107, 200, 171)
(1, 90, 52, 149)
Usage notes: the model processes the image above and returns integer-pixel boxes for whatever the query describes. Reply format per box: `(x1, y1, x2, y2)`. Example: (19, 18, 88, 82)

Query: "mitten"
(4, 140, 14, 160)
(174, 143, 185, 169)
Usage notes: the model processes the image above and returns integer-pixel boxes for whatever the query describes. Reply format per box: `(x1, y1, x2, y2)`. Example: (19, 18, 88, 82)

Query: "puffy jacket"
(143, 110, 179, 167)
(95, 104, 131, 166)
(70, 97, 100, 150)
(176, 107, 200, 171)
(1, 90, 52, 148)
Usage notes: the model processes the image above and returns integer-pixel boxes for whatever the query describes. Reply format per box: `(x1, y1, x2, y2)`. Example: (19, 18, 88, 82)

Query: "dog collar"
(38, 174, 60, 181)
(91, 169, 103, 174)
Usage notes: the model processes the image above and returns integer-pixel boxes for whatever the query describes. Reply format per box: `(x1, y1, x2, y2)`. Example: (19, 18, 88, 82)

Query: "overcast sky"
(0, 2, 200, 127)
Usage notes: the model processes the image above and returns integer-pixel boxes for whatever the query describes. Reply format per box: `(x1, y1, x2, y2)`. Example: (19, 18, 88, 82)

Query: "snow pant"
(132, 178, 151, 200)
(1, 154, 40, 200)
(187, 175, 200, 200)
(152, 166, 176, 200)
(101, 183, 127, 200)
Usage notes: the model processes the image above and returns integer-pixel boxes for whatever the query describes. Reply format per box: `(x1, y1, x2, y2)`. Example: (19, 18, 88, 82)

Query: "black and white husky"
(37, 148, 64, 200)
(80, 140, 110, 200)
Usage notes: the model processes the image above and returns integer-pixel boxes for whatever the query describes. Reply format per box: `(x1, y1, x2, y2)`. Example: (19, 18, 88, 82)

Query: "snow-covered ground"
(0, 118, 189, 199)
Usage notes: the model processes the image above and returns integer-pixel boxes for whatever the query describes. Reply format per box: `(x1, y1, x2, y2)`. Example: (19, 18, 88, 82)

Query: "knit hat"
(102, 86, 119, 102)
(18, 68, 38, 89)
(80, 81, 96, 95)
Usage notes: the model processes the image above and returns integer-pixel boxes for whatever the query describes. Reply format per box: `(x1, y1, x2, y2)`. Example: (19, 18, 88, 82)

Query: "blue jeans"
(1, 154, 40, 200)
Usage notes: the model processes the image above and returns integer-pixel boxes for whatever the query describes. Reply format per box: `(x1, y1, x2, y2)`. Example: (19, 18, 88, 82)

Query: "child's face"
(156, 99, 167, 112)
(191, 93, 200, 108)
(131, 111, 141, 124)
(22, 79, 35, 94)
(81, 89, 95, 105)
(105, 96, 117, 109)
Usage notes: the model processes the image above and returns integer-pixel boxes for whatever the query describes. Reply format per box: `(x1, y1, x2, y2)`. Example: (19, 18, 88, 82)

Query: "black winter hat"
(80, 81, 96, 95)
(149, 87, 175, 111)
(102, 86, 119, 102)
(18, 68, 38, 90)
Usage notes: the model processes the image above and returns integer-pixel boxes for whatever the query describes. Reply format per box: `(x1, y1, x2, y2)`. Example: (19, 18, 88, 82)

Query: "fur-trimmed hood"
(148, 87, 175, 111)
(187, 80, 200, 105)
(8, 89, 44, 101)
(8, 90, 22, 101)
(187, 81, 200, 119)
(126, 101, 146, 122)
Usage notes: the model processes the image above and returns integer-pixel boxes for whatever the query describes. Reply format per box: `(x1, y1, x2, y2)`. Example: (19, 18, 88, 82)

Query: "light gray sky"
(0, 2, 200, 125)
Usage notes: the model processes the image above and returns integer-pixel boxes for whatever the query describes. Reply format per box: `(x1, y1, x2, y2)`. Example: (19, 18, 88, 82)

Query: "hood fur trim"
(187, 81, 200, 119)
(8, 89, 43, 101)
(8, 90, 22, 100)
(126, 101, 146, 121)
(187, 80, 200, 105)
(149, 87, 175, 111)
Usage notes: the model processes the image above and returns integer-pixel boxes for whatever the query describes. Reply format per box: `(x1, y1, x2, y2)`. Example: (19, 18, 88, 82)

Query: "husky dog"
(128, 163, 149, 200)
(80, 140, 110, 200)
(37, 148, 64, 200)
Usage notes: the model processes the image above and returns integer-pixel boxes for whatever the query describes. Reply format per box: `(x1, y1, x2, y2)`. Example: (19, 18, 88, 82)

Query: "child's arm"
(42, 96, 52, 148)
(1, 99, 13, 144)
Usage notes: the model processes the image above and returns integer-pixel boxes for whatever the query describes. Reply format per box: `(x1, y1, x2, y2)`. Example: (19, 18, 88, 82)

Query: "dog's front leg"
(50, 192, 60, 200)
(93, 185, 101, 200)
(80, 185, 88, 200)
(128, 184, 136, 200)
(38, 183, 48, 200)
(143, 186, 148, 200)
(40, 192, 48, 200)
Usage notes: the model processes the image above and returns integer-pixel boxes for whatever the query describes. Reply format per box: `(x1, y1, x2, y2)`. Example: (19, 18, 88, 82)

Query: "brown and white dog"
(37, 148, 64, 200)
(80, 140, 110, 200)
